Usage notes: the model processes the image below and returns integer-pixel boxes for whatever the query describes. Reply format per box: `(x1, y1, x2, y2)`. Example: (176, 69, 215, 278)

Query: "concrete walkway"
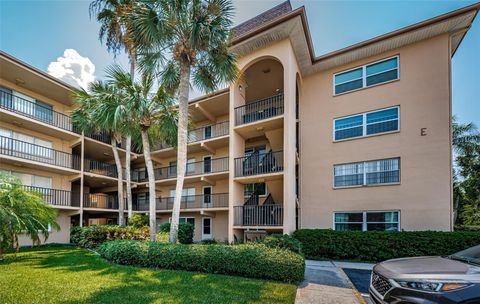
(295, 260, 374, 304)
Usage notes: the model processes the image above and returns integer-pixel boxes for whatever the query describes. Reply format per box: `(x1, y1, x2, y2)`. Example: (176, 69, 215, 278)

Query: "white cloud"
(48, 49, 95, 90)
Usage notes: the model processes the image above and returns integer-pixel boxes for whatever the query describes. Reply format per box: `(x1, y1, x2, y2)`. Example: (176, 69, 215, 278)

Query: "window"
(0, 128, 53, 157)
(334, 56, 399, 95)
(2, 170, 52, 189)
(169, 217, 195, 226)
(244, 183, 267, 197)
(334, 107, 399, 141)
(334, 211, 400, 231)
(187, 158, 196, 174)
(334, 158, 400, 187)
(170, 188, 195, 201)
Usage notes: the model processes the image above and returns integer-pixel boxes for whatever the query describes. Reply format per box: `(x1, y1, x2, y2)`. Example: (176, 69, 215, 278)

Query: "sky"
(0, 0, 479, 126)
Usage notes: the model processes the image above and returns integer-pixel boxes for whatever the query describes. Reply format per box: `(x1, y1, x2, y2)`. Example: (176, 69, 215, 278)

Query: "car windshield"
(449, 245, 480, 265)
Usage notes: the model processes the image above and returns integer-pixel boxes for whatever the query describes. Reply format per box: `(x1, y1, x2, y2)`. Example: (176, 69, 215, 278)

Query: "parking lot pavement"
(295, 260, 369, 304)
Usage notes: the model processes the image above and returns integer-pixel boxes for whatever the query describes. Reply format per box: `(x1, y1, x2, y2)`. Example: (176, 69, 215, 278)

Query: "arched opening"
(242, 58, 284, 103)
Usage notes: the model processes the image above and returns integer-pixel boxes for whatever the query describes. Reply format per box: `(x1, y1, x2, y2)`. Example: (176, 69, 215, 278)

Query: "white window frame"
(332, 210, 400, 231)
(333, 55, 400, 96)
(202, 186, 212, 206)
(333, 106, 400, 142)
(333, 157, 400, 189)
(202, 217, 213, 240)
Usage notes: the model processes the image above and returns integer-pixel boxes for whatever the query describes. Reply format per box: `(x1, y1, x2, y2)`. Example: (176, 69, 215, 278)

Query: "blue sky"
(1, 0, 479, 125)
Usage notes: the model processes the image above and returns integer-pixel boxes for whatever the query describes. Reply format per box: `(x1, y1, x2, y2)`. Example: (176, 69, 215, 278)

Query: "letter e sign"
(421, 128, 427, 136)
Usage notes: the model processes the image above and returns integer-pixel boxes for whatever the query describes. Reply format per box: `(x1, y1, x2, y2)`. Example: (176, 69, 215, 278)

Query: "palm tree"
(0, 174, 60, 256)
(77, 65, 177, 241)
(133, 0, 238, 243)
(452, 115, 480, 155)
(90, 0, 139, 219)
(72, 82, 127, 225)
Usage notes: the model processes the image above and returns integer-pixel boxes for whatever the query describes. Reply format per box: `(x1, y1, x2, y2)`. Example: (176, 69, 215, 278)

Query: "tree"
(72, 81, 127, 225)
(452, 116, 480, 227)
(90, 0, 139, 218)
(77, 65, 177, 241)
(0, 174, 60, 256)
(133, 0, 238, 243)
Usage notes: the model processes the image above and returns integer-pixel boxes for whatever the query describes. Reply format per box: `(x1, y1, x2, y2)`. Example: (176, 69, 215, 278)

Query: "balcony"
(133, 193, 228, 211)
(0, 91, 74, 131)
(83, 193, 119, 209)
(84, 159, 118, 178)
(234, 94, 284, 126)
(0, 136, 81, 170)
(23, 186, 80, 207)
(151, 121, 229, 154)
(234, 150, 283, 178)
(133, 157, 228, 182)
(234, 205, 283, 227)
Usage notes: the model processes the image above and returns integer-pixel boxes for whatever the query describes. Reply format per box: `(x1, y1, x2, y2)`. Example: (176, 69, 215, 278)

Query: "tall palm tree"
(0, 174, 60, 256)
(90, 0, 139, 219)
(72, 82, 127, 225)
(452, 116, 480, 155)
(77, 65, 177, 241)
(133, 0, 238, 243)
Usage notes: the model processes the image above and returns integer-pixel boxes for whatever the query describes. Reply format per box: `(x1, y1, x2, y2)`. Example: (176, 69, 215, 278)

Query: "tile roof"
(233, 1, 292, 39)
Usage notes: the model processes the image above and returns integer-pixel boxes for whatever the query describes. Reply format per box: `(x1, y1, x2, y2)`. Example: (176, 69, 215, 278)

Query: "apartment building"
(1, 1, 478, 244)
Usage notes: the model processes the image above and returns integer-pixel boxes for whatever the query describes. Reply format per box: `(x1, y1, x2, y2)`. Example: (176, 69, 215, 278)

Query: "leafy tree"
(452, 116, 480, 227)
(132, 0, 238, 243)
(128, 213, 149, 228)
(0, 174, 59, 256)
(90, 0, 140, 218)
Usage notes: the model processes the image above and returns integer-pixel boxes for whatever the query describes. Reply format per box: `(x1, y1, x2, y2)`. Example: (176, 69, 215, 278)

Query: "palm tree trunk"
(141, 129, 157, 241)
(126, 135, 133, 218)
(169, 62, 191, 244)
(111, 137, 125, 225)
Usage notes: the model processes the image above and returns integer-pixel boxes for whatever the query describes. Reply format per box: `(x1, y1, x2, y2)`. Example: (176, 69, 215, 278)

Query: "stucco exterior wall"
(299, 34, 452, 231)
(18, 209, 73, 246)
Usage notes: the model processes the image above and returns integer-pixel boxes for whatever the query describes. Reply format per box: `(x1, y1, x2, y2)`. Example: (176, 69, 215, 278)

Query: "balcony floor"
(233, 171, 283, 184)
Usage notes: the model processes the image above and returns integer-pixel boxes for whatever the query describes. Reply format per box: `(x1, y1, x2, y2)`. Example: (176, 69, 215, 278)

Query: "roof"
(233, 1, 292, 39)
(230, 1, 480, 76)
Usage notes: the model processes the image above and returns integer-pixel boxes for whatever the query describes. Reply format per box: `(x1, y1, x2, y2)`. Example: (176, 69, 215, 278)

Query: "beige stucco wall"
(0, 162, 72, 191)
(299, 34, 452, 231)
(18, 209, 73, 246)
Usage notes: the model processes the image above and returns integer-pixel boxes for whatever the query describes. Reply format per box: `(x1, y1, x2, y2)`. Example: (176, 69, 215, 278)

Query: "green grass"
(0, 246, 297, 304)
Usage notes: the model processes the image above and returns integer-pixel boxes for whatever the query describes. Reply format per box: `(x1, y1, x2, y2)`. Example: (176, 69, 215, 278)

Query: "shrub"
(128, 214, 149, 228)
(293, 229, 480, 263)
(98, 240, 305, 283)
(158, 222, 195, 244)
(201, 239, 218, 245)
(178, 222, 194, 244)
(71, 225, 149, 249)
(262, 234, 302, 254)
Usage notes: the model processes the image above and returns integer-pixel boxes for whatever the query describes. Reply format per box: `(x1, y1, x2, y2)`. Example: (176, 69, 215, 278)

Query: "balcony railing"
(23, 185, 80, 207)
(234, 205, 284, 226)
(83, 193, 119, 209)
(235, 93, 284, 126)
(188, 121, 229, 143)
(234, 151, 283, 177)
(84, 159, 118, 178)
(133, 193, 228, 211)
(0, 91, 73, 131)
(133, 157, 228, 182)
(0, 136, 81, 170)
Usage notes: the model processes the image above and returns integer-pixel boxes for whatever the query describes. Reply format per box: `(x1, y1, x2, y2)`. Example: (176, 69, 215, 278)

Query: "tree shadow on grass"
(31, 246, 295, 304)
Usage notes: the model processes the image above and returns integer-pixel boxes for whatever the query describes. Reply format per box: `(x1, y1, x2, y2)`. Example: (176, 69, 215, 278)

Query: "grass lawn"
(0, 246, 297, 304)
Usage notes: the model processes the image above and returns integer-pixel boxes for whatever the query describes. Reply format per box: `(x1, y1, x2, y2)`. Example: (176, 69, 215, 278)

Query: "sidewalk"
(295, 260, 374, 304)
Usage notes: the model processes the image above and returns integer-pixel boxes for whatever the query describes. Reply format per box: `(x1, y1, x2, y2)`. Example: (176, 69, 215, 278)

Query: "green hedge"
(98, 240, 305, 283)
(70, 225, 149, 249)
(262, 234, 302, 254)
(293, 229, 480, 262)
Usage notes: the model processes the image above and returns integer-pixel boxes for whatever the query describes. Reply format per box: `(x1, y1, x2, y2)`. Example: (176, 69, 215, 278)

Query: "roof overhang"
(0, 51, 76, 105)
(231, 2, 480, 76)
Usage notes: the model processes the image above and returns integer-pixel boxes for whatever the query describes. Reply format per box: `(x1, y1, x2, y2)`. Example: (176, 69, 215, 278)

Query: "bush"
(262, 234, 302, 254)
(128, 214, 149, 228)
(178, 222, 194, 244)
(70, 225, 149, 249)
(98, 240, 304, 283)
(158, 222, 195, 244)
(201, 239, 218, 245)
(293, 229, 480, 263)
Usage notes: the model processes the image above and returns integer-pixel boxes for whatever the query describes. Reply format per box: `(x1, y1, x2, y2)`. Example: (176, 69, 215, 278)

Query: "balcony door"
(202, 186, 212, 207)
(13, 91, 35, 116)
(202, 217, 212, 240)
(203, 156, 212, 173)
(204, 125, 212, 140)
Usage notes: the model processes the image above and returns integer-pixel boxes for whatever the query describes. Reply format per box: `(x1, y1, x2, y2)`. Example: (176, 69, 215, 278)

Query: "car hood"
(374, 256, 480, 280)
